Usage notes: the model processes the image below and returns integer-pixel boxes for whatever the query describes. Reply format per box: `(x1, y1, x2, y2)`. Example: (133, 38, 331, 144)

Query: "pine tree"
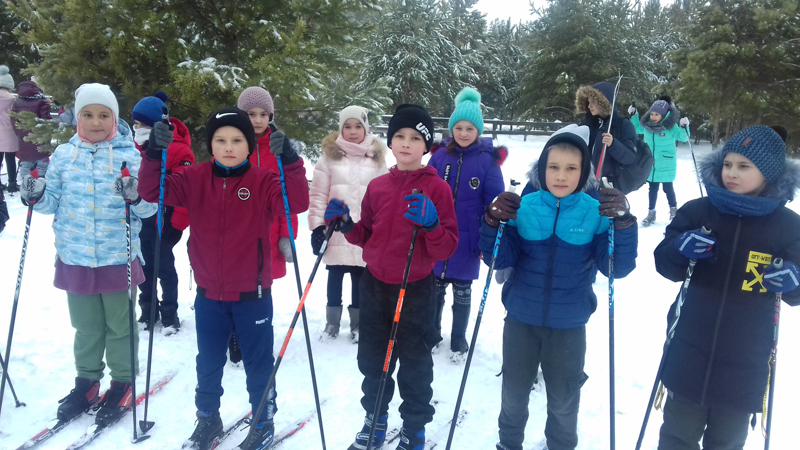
(475, 19, 528, 120)
(0, 2, 39, 82)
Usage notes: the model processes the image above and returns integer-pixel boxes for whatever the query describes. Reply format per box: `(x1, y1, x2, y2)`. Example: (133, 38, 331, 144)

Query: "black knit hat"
(205, 107, 256, 155)
(721, 125, 785, 182)
(387, 104, 435, 151)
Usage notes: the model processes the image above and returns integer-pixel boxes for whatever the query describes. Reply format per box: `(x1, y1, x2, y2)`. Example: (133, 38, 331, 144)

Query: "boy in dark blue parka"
(480, 124, 638, 450)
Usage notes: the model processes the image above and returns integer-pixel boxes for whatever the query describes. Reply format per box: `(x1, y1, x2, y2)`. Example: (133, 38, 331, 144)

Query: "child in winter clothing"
(138, 107, 309, 450)
(0, 65, 19, 192)
(13, 79, 53, 179)
(428, 87, 505, 360)
(131, 91, 194, 334)
(653, 125, 800, 449)
(629, 97, 690, 226)
(308, 105, 388, 341)
(480, 124, 638, 450)
(325, 104, 458, 450)
(19, 83, 156, 427)
(576, 82, 638, 188)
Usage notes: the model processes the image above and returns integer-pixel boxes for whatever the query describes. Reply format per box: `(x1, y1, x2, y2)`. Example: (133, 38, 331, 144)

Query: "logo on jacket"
(742, 251, 772, 292)
(444, 164, 452, 182)
(469, 177, 480, 189)
(238, 187, 251, 201)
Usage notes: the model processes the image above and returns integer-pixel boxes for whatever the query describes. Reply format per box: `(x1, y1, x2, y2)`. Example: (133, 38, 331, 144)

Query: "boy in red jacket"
(138, 107, 309, 450)
(325, 104, 458, 450)
(131, 91, 194, 334)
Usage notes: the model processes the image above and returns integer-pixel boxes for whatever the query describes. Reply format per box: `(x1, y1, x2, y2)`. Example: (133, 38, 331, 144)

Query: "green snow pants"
(67, 289, 139, 383)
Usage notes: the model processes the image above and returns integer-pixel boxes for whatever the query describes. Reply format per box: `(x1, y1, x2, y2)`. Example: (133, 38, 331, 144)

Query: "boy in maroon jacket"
(325, 104, 458, 450)
(138, 107, 309, 450)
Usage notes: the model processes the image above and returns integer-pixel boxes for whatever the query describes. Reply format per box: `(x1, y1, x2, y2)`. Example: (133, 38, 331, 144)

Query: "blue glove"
(763, 260, 800, 293)
(324, 198, 354, 233)
(404, 193, 438, 228)
(674, 229, 716, 259)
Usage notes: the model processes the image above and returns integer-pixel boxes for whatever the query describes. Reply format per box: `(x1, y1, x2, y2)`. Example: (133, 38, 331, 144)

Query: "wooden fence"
(372, 115, 567, 141)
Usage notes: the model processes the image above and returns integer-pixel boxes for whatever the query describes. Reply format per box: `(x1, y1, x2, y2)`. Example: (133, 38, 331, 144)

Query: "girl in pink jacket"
(307, 106, 388, 341)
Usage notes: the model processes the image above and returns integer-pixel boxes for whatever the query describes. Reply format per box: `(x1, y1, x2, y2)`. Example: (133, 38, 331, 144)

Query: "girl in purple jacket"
(428, 87, 505, 361)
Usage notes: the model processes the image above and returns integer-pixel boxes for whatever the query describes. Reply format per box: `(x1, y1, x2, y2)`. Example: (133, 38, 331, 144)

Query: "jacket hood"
(17, 81, 44, 99)
(526, 158, 598, 194)
(435, 136, 508, 166)
(699, 151, 800, 202)
(321, 131, 387, 164)
(70, 118, 134, 147)
(170, 117, 191, 148)
(576, 82, 615, 117)
(641, 102, 680, 130)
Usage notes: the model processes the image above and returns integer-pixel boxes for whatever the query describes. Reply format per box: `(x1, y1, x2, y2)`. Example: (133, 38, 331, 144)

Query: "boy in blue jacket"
(479, 124, 638, 450)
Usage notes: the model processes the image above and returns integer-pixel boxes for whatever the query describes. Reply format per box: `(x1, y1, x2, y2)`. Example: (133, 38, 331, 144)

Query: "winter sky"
(475, 0, 540, 24)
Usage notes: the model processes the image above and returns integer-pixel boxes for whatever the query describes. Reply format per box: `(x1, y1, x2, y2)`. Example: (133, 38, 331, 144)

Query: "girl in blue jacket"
(480, 124, 638, 450)
(428, 87, 505, 360)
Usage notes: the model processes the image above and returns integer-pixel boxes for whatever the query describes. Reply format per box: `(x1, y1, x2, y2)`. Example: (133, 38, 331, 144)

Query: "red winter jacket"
(345, 165, 459, 284)
(249, 130, 300, 279)
(135, 117, 194, 231)
(138, 153, 309, 301)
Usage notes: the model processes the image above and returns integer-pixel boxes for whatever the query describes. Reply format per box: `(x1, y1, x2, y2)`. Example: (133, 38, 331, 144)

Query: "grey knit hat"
(0, 65, 14, 91)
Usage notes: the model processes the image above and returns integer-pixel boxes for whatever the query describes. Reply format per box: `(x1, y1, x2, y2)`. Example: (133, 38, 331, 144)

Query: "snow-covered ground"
(1, 135, 799, 450)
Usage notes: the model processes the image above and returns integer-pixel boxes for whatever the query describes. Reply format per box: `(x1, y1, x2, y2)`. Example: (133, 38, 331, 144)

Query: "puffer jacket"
(0, 90, 18, 154)
(34, 120, 156, 267)
(307, 132, 388, 266)
(12, 81, 52, 161)
(632, 103, 688, 183)
(428, 137, 505, 280)
(655, 152, 800, 413)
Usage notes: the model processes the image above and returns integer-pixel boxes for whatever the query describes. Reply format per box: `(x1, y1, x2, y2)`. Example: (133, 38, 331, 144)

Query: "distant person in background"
(0, 65, 19, 192)
(13, 79, 54, 179)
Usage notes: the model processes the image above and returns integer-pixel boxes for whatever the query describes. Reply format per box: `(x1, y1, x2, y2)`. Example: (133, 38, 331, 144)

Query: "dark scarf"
(705, 184, 781, 216)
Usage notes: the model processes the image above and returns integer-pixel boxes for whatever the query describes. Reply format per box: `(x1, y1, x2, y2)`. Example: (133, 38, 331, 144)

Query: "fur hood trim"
(699, 151, 800, 202)
(641, 102, 680, 130)
(576, 85, 612, 117)
(321, 132, 387, 164)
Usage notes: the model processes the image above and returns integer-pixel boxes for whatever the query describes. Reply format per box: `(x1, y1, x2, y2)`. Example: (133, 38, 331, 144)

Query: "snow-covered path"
(1, 136, 798, 449)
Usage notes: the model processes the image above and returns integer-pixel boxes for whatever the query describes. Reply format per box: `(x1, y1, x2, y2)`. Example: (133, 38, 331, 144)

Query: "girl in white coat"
(308, 106, 388, 341)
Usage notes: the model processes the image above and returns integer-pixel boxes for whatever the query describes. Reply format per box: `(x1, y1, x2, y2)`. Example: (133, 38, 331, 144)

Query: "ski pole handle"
(774, 258, 784, 270)
(509, 179, 520, 193)
(161, 106, 169, 125)
(120, 161, 130, 178)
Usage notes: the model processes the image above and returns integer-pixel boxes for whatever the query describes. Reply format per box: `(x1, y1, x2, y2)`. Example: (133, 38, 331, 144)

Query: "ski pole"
(764, 258, 783, 449)
(635, 226, 711, 449)
(594, 73, 622, 181)
(605, 178, 616, 450)
(0, 165, 38, 420)
(367, 190, 421, 450)
(0, 351, 25, 410)
(121, 162, 148, 443)
(445, 179, 519, 450)
(139, 107, 171, 435)
(244, 223, 338, 446)
(684, 127, 704, 198)
(268, 120, 326, 449)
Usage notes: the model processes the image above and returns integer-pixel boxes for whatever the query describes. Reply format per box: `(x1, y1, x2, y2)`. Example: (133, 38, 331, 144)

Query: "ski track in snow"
(1, 135, 799, 449)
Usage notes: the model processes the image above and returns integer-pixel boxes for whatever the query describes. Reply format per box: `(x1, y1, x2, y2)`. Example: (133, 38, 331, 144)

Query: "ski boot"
(669, 206, 678, 221)
(138, 304, 160, 331)
(238, 421, 274, 450)
(449, 303, 470, 364)
(347, 413, 388, 450)
(396, 424, 425, 450)
(323, 305, 342, 339)
(182, 410, 223, 450)
(348, 306, 360, 343)
(161, 311, 181, 336)
(57, 377, 101, 422)
(641, 209, 656, 227)
(94, 381, 133, 427)
(6, 180, 19, 193)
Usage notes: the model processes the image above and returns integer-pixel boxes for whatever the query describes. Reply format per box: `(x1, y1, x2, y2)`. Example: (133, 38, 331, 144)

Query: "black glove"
(598, 187, 636, 229)
(270, 131, 296, 160)
(485, 192, 522, 227)
(144, 120, 174, 155)
(311, 226, 326, 255)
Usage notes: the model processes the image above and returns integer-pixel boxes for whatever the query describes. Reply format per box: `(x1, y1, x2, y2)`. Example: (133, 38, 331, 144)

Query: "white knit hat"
(339, 105, 370, 134)
(0, 65, 14, 91)
(74, 83, 119, 118)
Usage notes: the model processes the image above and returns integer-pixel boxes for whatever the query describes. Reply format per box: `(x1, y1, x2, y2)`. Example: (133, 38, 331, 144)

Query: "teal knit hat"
(448, 87, 484, 135)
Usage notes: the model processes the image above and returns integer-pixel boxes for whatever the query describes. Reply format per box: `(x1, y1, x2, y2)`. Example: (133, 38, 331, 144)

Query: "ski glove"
(114, 175, 142, 205)
(763, 260, 800, 293)
(628, 105, 637, 116)
(269, 131, 297, 160)
(20, 175, 46, 203)
(675, 229, 716, 259)
(311, 226, 326, 256)
(278, 236, 294, 263)
(679, 117, 690, 127)
(599, 188, 637, 230)
(404, 193, 438, 229)
(144, 120, 174, 154)
(325, 199, 354, 234)
(485, 192, 522, 227)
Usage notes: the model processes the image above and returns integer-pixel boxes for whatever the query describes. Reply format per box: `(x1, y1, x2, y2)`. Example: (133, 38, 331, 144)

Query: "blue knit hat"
(132, 91, 169, 127)
(448, 87, 484, 135)
(721, 125, 786, 182)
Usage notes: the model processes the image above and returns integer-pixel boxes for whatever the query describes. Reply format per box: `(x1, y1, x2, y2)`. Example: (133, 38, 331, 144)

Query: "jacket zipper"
(218, 177, 227, 296)
(542, 198, 561, 327)
(257, 237, 264, 298)
(440, 152, 464, 280)
(700, 217, 741, 404)
(256, 143, 261, 167)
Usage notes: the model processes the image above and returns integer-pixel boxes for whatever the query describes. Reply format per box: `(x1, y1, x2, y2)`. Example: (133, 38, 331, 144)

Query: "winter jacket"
(138, 152, 309, 302)
(135, 117, 194, 231)
(34, 120, 157, 267)
(0, 90, 18, 154)
(479, 189, 637, 329)
(0, 189, 8, 234)
(654, 152, 800, 413)
(345, 165, 459, 284)
(428, 137, 505, 280)
(308, 132, 388, 266)
(631, 104, 688, 183)
(576, 82, 638, 186)
(249, 130, 299, 279)
(12, 81, 52, 161)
